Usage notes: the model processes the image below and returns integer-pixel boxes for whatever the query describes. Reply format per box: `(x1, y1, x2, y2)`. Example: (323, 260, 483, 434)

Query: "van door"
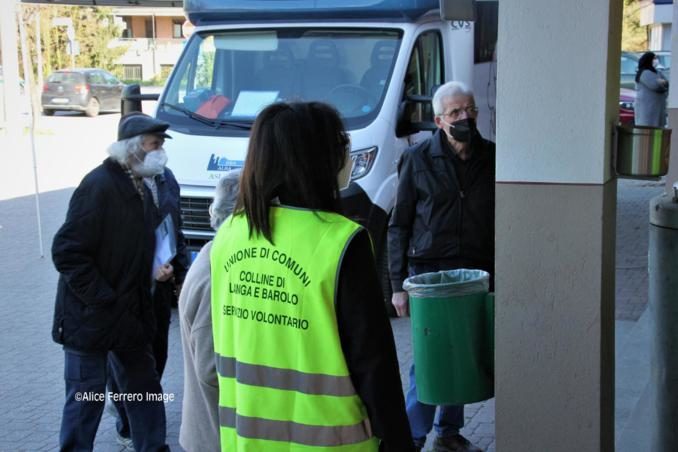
(399, 29, 444, 145)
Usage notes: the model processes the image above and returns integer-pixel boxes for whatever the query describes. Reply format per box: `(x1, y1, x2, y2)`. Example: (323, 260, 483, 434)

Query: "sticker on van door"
(207, 154, 244, 172)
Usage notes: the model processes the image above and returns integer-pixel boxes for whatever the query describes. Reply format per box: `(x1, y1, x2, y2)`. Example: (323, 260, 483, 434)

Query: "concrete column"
(663, 3, 678, 193)
(495, 1, 619, 450)
(0, 0, 22, 136)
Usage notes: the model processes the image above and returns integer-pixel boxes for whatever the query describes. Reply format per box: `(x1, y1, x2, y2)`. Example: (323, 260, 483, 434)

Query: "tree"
(622, 0, 647, 51)
(19, 4, 128, 81)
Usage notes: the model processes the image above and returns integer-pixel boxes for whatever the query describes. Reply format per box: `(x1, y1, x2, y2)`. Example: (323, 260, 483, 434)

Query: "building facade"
(640, 0, 673, 51)
(110, 7, 185, 82)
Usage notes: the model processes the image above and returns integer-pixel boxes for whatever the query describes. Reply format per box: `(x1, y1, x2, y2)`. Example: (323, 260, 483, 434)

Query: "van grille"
(180, 197, 212, 232)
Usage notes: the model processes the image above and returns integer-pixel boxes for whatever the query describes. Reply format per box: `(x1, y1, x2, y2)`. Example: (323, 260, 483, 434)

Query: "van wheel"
(376, 236, 396, 317)
(85, 98, 100, 117)
(42, 109, 54, 116)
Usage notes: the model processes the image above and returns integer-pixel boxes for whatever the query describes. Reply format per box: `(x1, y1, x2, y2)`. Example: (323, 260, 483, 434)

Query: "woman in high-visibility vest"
(210, 101, 415, 452)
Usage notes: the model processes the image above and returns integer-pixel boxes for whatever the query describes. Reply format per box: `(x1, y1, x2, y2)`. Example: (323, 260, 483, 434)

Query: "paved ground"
(0, 110, 664, 451)
(615, 179, 664, 321)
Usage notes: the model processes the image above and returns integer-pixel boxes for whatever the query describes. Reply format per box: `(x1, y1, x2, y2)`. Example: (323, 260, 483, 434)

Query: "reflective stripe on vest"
(218, 407, 373, 447)
(215, 354, 357, 396)
(210, 207, 378, 451)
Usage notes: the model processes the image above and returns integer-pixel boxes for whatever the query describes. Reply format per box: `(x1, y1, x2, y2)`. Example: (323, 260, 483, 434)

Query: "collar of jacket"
(430, 128, 486, 162)
(154, 169, 167, 184)
(429, 129, 449, 158)
(103, 157, 147, 201)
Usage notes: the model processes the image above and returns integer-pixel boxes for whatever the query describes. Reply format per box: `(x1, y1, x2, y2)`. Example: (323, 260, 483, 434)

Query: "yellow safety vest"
(211, 206, 379, 452)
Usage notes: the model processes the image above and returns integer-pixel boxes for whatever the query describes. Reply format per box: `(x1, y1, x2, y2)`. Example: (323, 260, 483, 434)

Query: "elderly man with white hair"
(106, 112, 189, 447)
(178, 170, 240, 452)
(52, 113, 175, 451)
(388, 81, 495, 452)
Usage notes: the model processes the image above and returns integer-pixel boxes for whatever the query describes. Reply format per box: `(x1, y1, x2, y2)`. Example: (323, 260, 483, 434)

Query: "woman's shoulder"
(640, 69, 660, 81)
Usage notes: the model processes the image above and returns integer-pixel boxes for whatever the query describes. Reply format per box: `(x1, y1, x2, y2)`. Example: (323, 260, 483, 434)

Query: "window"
(403, 30, 443, 123)
(474, 2, 498, 64)
(172, 20, 183, 39)
(123, 65, 143, 81)
(621, 55, 637, 75)
(121, 17, 133, 39)
(160, 65, 174, 79)
(47, 72, 84, 84)
(145, 17, 154, 39)
(102, 71, 120, 85)
(87, 72, 105, 85)
(159, 28, 401, 131)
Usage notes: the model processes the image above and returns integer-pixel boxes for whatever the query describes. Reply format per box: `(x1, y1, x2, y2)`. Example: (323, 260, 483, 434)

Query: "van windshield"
(159, 28, 401, 131)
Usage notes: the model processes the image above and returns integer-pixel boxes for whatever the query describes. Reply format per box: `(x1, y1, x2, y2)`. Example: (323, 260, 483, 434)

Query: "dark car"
(41, 69, 125, 117)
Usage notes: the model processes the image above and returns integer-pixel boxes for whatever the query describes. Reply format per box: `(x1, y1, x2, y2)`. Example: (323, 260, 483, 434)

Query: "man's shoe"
(432, 434, 482, 452)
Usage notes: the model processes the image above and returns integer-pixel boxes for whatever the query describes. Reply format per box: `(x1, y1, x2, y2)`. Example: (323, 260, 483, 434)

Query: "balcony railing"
(110, 37, 185, 51)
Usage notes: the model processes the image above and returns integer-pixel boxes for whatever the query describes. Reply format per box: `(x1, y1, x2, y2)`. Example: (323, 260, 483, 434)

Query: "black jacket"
(388, 129, 495, 291)
(52, 158, 157, 352)
(337, 230, 415, 452)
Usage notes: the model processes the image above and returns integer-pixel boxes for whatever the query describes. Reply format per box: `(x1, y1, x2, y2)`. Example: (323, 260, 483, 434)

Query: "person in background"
(389, 81, 494, 452)
(108, 112, 189, 448)
(635, 51, 669, 127)
(179, 169, 241, 452)
(51, 114, 171, 452)
(211, 101, 414, 451)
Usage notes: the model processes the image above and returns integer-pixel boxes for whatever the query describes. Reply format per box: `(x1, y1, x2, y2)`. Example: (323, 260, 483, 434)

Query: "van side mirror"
(396, 95, 437, 137)
(121, 84, 160, 116)
(440, 0, 476, 21)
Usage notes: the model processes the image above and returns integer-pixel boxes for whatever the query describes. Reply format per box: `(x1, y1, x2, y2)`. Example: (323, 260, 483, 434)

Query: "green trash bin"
(403, 269, 494, 405)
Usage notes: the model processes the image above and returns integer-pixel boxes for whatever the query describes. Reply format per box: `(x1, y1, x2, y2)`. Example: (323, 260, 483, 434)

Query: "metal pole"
(18, 4, 45, 258)
(649, 192, 678, 451)
(151, 13, 156, 78)
(35, 7, 44, 91)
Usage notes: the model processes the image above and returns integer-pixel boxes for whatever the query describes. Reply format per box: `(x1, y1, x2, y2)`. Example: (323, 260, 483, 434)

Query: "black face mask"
(448, 118, 477, 143)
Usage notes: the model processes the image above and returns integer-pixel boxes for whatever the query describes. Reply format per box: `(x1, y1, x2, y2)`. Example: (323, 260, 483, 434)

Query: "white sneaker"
(116, 433, 134, 450)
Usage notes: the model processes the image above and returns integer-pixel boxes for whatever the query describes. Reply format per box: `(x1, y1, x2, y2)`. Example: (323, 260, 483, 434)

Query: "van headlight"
(350, 146, 378, 181)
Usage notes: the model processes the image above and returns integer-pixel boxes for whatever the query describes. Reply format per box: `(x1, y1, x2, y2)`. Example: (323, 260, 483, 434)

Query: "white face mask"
(653, 59, 659, 68)
(131, 148, 168, 177)
(337, 148, 353, 190)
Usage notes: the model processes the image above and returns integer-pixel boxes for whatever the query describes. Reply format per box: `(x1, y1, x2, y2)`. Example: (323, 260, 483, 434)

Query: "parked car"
(620, 51, 640, 90)
(41, 68, 125, 117)
(619, 87, 636, 125)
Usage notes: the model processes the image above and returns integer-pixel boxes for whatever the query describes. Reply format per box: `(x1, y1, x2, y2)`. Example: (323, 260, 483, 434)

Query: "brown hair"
(235, 102, 350, 243)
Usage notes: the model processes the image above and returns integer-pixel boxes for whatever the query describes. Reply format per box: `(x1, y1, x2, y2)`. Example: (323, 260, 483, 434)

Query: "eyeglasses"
(441, 106, 479, 119)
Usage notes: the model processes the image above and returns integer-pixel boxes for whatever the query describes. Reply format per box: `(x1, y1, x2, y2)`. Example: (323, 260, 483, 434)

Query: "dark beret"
(118, 112, 172, 141)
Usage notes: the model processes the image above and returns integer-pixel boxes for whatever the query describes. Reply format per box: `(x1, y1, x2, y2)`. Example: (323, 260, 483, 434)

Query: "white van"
(124, 0, 497, 310)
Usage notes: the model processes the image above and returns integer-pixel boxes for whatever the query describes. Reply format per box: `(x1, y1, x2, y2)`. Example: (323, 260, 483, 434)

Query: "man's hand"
(391, 291, 409, 317)
(155, 263, 174, 282)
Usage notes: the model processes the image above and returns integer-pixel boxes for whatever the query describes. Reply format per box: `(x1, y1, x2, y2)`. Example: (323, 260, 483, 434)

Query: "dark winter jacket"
(388, 129, 495, 292)
(52, 158, 157, 352)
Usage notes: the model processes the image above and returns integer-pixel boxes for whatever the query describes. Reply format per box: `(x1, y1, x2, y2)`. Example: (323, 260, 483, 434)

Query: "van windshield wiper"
(160, 102, 251, 130)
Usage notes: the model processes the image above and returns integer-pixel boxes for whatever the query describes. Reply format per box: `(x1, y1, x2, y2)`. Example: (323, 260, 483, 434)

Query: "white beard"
(131, 149, 168, 177)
